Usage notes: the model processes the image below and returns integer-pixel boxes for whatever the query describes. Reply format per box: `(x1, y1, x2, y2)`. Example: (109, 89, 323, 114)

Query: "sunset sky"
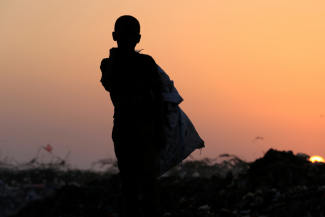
(1, 0, 324, 170)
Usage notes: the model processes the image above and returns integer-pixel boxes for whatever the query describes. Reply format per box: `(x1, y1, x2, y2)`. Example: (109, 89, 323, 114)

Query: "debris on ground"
(1, 148, 325, 217)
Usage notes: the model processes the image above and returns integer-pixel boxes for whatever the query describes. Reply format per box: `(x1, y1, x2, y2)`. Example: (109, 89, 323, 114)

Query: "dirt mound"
(4, 149, 325, 217)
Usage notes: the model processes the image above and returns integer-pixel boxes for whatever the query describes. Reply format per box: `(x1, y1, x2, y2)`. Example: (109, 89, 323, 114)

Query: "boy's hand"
(100, 58, 112, 92)
(100, 73, 111, 92)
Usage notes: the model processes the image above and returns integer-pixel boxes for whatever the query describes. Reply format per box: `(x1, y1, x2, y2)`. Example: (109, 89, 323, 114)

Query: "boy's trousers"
(112, 118, 162, 217)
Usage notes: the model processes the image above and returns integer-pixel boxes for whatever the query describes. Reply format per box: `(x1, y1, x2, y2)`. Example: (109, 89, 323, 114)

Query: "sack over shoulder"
(155, 65, 204, 177)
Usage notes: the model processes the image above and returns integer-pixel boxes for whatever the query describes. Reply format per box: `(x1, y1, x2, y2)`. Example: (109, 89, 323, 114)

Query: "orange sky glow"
(0, 0, 324, 170)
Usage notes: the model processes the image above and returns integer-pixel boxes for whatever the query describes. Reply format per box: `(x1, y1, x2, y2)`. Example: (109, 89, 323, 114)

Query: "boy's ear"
(137, 34, 141, 43)
(112, 32, 117, 41)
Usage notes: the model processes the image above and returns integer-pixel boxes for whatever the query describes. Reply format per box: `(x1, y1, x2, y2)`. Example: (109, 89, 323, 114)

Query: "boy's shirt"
(100, 48, 164, 129)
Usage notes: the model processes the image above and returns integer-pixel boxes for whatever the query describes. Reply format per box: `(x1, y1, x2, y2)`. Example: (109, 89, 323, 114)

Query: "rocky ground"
(1, 149, 325, 217)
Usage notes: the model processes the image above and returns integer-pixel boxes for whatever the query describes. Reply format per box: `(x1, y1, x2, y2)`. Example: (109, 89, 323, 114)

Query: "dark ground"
(1, 149, 325, 217)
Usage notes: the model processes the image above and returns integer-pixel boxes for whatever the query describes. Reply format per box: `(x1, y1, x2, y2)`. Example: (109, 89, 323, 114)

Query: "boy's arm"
(100, 58, 111, 92)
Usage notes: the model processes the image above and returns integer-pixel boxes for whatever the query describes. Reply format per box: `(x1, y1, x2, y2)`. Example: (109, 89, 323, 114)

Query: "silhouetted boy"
(100, 15, 165, 217)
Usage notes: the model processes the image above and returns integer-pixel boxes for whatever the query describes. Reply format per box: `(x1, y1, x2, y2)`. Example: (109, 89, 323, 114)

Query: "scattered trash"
(44, 144, 53, 153)
(198, 204, 210, 210)
(240, 209, 251, 215)
(191, 171, 200, 178)
(1, 148, 325, 217)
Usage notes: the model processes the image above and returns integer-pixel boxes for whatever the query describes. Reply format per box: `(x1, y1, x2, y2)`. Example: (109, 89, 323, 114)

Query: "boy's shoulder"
(136, 53, 157, 68)
(137, 52, 152, 58)
(101, 53, 155, 62)
(137, 52, 155, 62)
(100, 52, 156, 73)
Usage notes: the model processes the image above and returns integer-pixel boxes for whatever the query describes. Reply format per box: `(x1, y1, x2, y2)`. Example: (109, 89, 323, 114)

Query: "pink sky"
(0, 0, 324, 170)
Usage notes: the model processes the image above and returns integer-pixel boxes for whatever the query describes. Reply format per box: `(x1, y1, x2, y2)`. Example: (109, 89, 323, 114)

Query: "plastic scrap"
(2, 148, 325, 217)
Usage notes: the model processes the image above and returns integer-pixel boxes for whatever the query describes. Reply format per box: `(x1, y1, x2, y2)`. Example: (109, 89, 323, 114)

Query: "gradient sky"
(1, 0, 324, 170)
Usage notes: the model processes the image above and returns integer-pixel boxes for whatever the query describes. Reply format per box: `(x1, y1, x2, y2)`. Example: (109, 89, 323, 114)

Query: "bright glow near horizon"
(309, 156, 325, 163)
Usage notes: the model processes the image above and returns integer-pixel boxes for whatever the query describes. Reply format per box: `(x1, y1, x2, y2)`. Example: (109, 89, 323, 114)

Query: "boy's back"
(100, 15, 163, 217)
(100, 48, 161, 126)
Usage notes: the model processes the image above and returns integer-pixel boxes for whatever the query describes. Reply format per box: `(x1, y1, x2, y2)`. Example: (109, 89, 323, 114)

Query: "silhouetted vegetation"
(1, 149, 325, 217)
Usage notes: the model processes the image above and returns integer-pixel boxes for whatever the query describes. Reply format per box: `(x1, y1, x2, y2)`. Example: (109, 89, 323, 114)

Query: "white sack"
(155, 65, 205, 178)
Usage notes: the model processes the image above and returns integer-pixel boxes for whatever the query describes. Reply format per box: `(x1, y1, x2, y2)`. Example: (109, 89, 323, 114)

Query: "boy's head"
(113, 15, 141, 51)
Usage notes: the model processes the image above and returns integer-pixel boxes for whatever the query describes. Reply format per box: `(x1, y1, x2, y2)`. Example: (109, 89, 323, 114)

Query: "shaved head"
(114, 15, 140, 33)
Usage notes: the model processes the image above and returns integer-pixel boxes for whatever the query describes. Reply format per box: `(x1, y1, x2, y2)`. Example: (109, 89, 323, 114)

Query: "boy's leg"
(113, 126, 141, 217)
(137, 124, 162, 217)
